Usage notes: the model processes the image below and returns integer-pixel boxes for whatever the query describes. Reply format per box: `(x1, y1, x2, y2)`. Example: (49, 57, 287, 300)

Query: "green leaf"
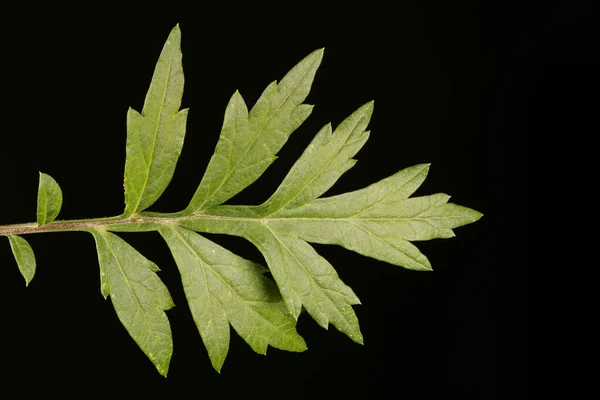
(184, 48, 324, 214)
(179, 218, 363, 343)
(90, 229, 174, 377)
(180, 110, 480, 343)
(243, 224, 363, 342)
(0, 25, 484, 377)
(7, 235, 36, 286)
(37, 172, 63, 226)
(159, 225, 306, 372)
(255, 101, 373, 216)
(266, 164, 483, 271)
(123, 24, 188, 217)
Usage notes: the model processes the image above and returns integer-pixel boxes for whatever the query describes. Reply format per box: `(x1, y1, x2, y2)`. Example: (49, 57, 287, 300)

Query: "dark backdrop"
(1, 2, 581, 398)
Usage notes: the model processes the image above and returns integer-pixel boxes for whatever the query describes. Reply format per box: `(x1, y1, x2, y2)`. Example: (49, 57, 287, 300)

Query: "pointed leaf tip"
(123, 22, 186, 216)
(169, 23, 181, 36)
(8, 235, 36, 286)
(313, 48, 325, 60)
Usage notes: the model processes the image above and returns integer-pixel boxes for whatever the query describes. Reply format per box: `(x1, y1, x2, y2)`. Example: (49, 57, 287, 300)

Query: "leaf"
(180, 113, 481, 342)
(7, 235, 36, 286)
(123, 24, 188, 217)
(255, 101, 373, 216)
(0, 25, 484, 377)
(159, 225, 306, 371)
(37, 172, 63, 226)
(244, 224, 363, 342)
(90, 229, 174, 377)
(267, 164, 483, 271)
(183, 48, 324, 214)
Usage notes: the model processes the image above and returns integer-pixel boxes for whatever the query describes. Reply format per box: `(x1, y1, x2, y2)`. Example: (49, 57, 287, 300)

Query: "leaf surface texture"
(123, 25, 188, 216)
(1, 25, 482, 376)
(37, 172, 62, 226)
(91, 230, 174, 376)
(8, 235, 36, 286)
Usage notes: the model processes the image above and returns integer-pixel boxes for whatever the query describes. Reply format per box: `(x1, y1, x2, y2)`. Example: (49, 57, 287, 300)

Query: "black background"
(2, 2, 586, 398)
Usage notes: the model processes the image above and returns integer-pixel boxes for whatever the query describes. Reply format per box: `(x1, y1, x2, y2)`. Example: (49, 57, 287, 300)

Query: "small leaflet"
(8, 235, 36, 286)
(37, 172, 63, 226)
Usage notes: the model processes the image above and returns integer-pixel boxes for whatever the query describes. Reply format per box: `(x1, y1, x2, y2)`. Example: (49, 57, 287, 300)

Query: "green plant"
(0, 25, 482, 377)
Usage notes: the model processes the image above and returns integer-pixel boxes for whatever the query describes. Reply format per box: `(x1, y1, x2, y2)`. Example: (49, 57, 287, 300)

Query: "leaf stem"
(0, 215, 151, 235)
(0, 211, 258, 236)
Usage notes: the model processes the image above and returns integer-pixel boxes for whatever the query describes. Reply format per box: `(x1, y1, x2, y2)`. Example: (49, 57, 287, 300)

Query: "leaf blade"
(185, 49, 324, 213)
(37, 172, 63, 226)
(91, 230, 174, 376)
(7, 235, 36, 286)
(257, 101, 373, 215)
(159, 225, 306, 371)
(123, 24, 187, 216)
(181, 220, 364, 344)
(268, 165, 483, 270)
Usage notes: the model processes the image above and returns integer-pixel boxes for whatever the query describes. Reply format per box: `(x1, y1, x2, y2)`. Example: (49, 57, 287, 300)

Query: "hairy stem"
(0, 211, 254, 236)
(0, 215, 160, 235)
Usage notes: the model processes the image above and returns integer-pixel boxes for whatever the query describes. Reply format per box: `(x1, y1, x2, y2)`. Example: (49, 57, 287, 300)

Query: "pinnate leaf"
(0, 25, 483, 377)
(8, 235, 36, 286)
(91, 229, 174, 376)
(159, 225, 306, 371)
(37, 172, 62, 226)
